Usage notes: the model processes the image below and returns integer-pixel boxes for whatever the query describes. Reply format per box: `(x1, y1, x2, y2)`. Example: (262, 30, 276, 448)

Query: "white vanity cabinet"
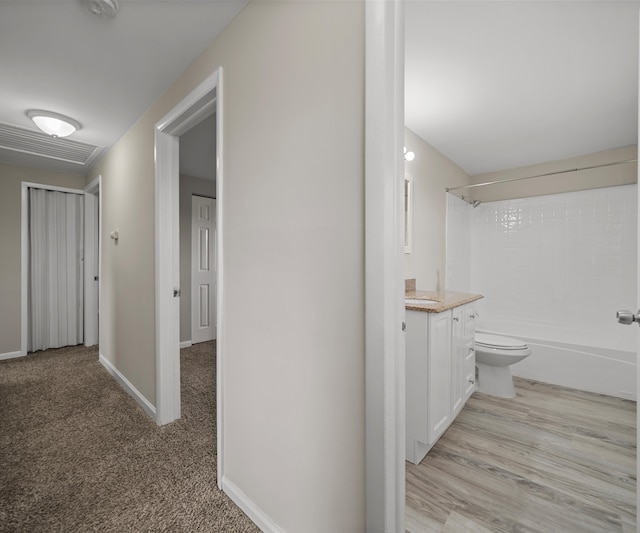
(405, 301, 477, 465)
(452, 302, 477, 417)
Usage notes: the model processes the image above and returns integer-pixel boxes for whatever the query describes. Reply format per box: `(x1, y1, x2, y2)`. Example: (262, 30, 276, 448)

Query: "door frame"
(20, 181, 87, 357)
(364, 1, 405, 530)
(84, 175, 102, 348)
(636, 9, 640, 524)
(153, 69, 222, 473)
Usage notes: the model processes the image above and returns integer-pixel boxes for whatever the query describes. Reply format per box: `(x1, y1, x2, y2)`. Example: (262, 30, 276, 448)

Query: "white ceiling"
(2, 1, 636, 178)
(405, 1, 640, 176)
(0, 0, 248, 175)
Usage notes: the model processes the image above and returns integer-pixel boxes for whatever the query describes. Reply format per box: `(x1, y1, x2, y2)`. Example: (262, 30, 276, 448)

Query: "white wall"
(470, 184, 637, 353)
(404, 127, 470, 290)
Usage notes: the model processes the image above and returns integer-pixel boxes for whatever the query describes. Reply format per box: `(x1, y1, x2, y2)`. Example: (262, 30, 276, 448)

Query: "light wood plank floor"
(406, 377, 636, 533)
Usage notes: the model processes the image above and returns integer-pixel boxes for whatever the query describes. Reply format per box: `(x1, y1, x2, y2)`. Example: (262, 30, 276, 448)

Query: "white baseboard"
(180, 340, 192, 349)
(0, 350, 26, 361)
(221, 477, 284, 533)
(99, 353, 156, 419)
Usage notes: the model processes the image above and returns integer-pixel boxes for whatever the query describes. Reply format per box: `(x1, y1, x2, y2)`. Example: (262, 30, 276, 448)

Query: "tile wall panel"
(465, 185, 637, 351)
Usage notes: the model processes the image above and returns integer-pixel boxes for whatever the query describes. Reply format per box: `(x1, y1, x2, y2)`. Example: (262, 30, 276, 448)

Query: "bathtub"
(476, 324, 637, 401)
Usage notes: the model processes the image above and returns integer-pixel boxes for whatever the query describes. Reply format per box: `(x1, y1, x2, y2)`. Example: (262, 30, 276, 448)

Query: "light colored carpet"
(0, 342, 260, 532)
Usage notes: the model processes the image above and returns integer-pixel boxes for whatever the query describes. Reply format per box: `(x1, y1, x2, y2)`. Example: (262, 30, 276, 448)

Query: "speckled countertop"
(405, 290, 483, 313)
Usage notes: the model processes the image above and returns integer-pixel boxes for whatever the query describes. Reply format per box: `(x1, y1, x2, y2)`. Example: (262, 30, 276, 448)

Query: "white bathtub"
(476, 326, 637, 401)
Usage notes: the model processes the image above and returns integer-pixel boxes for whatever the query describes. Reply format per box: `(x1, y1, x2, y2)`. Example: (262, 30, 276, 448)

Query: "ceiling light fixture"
(404, 146, 415, 162)
(26, 110, 81, 138)
(86, 0, 119, 18)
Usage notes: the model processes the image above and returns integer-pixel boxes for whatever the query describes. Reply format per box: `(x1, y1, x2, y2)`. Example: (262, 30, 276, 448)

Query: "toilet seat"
(475, 333, 527, 351)
(474, 333, 531, 398)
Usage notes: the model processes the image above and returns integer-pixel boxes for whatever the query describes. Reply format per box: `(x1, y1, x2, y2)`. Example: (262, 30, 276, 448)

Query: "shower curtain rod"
(446, 158, 638, 193)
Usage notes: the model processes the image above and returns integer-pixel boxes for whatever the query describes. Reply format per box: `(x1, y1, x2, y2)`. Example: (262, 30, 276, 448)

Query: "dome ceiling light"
(26, 110, 81, 138)
(86, 0, 119, 18)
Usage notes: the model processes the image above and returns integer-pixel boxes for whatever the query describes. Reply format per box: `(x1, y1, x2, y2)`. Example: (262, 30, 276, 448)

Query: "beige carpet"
(0, 342, 260, 532)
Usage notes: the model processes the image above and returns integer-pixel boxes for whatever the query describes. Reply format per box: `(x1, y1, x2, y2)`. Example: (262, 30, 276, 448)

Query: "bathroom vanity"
(405, 290, 483, 465)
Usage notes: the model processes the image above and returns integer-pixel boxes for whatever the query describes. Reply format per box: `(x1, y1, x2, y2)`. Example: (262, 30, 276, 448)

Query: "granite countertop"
(405, 290, 483, 313)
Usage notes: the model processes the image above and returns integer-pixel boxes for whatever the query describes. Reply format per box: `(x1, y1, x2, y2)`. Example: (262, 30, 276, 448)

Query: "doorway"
(84, 175, 101, 348)
(177, 111, 217, 349)
(153, 70, 223, 485)
(20, 181, 98, 356)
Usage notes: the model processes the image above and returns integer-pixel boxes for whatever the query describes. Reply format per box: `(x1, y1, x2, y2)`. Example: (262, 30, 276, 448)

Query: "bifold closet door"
(29, 188, 84, 352)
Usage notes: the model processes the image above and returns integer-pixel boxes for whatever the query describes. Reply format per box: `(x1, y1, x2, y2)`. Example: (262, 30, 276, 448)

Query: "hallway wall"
(87, 1, 366, 531)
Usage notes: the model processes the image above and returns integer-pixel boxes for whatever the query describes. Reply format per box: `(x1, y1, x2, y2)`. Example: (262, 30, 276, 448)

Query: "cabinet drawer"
(464, 342, 476, 399)
(463, 304, 477, 341)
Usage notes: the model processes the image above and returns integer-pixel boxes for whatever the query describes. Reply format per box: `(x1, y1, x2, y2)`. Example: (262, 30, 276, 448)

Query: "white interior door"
(191, 195, 216, 344)
(29, 188, 85, 352)
(84, 186, 100, 347)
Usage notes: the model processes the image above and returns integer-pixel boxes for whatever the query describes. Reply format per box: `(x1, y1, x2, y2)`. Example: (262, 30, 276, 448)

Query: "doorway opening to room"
(177, 114, 217, 349)
(153, 69, 224, 486)
(84, 175, 101, 349)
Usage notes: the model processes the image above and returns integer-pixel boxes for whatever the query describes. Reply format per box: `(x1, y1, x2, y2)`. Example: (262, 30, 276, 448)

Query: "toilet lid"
(475, 333, 528, 350)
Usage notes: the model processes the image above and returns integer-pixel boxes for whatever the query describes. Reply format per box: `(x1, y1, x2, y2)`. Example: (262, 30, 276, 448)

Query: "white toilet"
(474, 333, 531, 398)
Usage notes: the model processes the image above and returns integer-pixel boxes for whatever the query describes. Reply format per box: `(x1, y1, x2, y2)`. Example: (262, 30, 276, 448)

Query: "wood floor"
(406, 377, 636, 533)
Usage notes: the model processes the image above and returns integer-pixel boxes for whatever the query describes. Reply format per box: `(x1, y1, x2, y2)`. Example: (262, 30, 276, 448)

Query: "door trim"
(636, 9, 639, 524)
(364, 1, 405, 531)
(84, 175, 102, 348)
(153, 69, 223, 485)
(20, 181, 86, 357)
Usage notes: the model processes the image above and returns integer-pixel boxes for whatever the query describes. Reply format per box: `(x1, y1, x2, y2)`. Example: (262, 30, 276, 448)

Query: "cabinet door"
(463, 303, 477, 400)
(450, 307, 464, 416)
(428, 310, 452, 444)
(405, 310, 430, 462)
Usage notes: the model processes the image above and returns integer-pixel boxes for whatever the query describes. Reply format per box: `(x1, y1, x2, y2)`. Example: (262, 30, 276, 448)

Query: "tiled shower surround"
(446, 185, 638, 353)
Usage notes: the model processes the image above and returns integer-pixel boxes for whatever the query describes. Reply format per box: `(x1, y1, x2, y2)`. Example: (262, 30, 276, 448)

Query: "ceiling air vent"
(0, 122, 103, 167)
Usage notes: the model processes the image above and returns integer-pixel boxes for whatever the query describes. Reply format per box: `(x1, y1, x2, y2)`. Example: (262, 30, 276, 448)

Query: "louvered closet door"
(191, 195, 216, 344)
(29, 188, 84, 352)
